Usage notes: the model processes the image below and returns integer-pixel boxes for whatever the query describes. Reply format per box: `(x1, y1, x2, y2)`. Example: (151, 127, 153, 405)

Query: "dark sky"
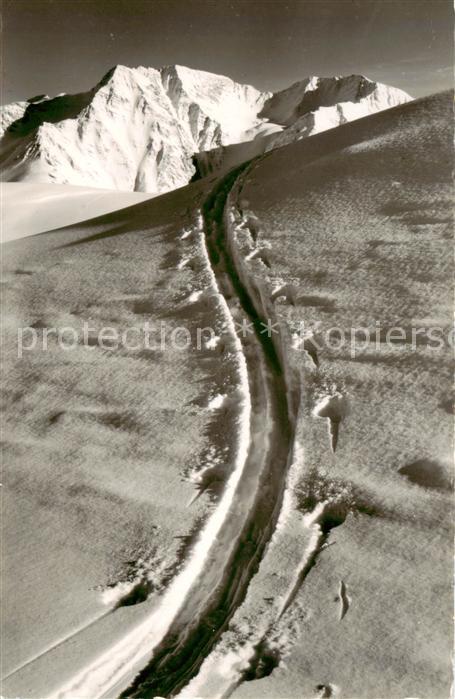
(3, 0, 453, 103)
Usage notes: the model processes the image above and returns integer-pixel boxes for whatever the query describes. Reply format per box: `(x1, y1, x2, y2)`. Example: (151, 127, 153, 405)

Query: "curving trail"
(122, 164, 297, 697)
(50, 163, 297, 699)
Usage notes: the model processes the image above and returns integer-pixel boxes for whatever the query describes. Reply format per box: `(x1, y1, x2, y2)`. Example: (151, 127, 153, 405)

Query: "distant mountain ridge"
(0, 65, 412, 193)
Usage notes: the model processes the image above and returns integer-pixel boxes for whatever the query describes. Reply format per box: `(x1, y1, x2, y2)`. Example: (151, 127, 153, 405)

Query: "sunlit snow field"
(1, 92, 453, 698)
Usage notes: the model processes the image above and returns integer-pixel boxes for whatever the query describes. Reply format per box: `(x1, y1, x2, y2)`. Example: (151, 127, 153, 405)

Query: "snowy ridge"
(260, 74, 407, 125)
(265, 79, 412, 150)
(0, 100, 28, 138)
(1, 66, 411, 193)
(161, 64, 270, 145)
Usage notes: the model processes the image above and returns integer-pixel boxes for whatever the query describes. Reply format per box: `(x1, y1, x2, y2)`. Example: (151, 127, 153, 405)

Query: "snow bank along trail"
(175, 160, 345, 698)
(49, 163, 298, 698)
(49, 205, 252, 698)
(116, 164, 299, 697)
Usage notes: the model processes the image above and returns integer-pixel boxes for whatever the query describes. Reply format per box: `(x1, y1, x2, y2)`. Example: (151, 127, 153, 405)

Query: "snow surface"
(0, 100, 28, 138)
(219, 90, 453, 699)
(1, 182, 153, 242)
(3, 90, 451, 699)
(0, 66, 411, 193)
(48, 212, 253, 699)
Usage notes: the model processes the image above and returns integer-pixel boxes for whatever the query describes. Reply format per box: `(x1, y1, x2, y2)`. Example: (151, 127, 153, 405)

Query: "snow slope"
(264, 80, 412, 149)
(0, 100, 28, 138)
(2, 176, 248, 697)
(184, 91, 453, 699)
(1, 182, 153, 242)
(2, 91, 451, 699)
(0, 66, 411, 193)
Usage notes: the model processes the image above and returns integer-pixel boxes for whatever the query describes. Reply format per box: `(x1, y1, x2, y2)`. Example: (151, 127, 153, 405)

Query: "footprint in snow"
(334, 579, 351, 620)
(313, 393, 348, 452)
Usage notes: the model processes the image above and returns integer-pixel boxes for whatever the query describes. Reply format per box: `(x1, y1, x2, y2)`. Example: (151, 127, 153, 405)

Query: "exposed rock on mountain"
(0, 65, 411, 193)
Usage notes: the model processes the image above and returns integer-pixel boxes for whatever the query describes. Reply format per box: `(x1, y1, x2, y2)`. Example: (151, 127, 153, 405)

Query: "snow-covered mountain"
(0, 65, 411, 193)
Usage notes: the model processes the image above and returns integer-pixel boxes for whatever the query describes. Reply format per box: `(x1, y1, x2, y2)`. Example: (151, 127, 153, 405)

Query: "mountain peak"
(97, 63, 132, 86)
(260, 73, 410, 126)
(0, 65, 412, 193)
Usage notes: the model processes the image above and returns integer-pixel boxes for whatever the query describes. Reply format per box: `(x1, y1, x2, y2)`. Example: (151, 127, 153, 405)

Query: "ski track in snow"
(175, 162, 344, 698)
(49, 158, 324, 697)
(179, 501, 325, 699)
(49, 210, 252, 699)
(173, 173, 295, 697)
